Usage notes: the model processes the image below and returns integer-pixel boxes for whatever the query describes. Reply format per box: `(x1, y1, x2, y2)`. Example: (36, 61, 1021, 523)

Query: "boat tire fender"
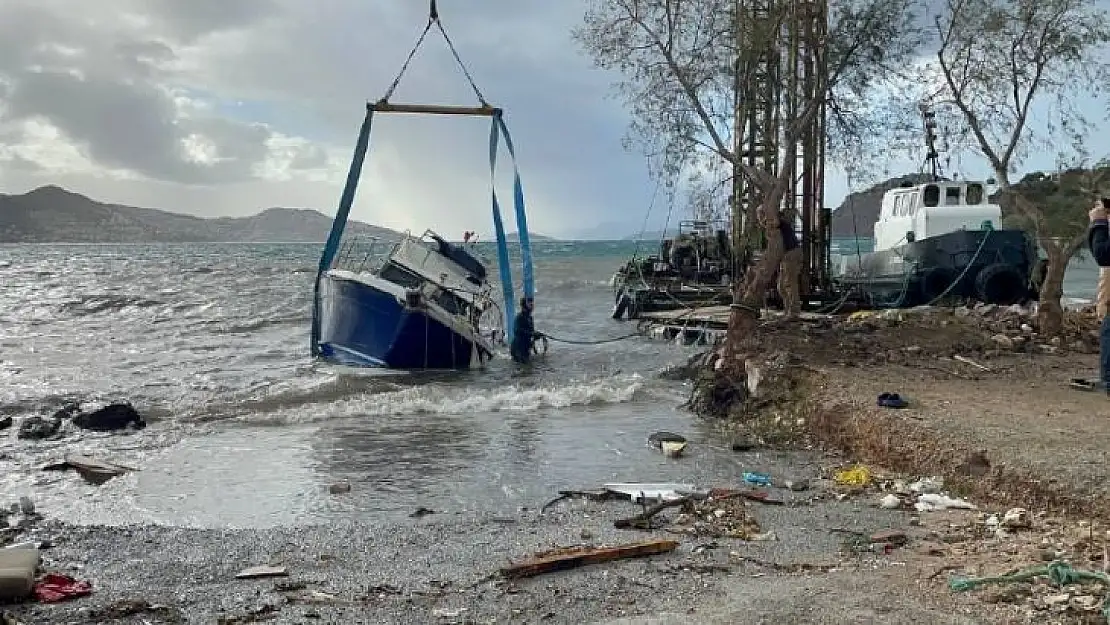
(919, 267, 954, 303)
(975, 263, 1026, 305)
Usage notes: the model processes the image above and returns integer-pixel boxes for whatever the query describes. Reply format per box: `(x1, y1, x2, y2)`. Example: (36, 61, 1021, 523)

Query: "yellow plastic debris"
(834, 465, 872, 486)
(847, 311, 875, 322)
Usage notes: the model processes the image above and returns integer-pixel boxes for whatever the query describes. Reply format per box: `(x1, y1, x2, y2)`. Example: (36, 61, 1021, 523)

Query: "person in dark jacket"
(1088, 198, 1110, 394)
(510, 297, 541, 364)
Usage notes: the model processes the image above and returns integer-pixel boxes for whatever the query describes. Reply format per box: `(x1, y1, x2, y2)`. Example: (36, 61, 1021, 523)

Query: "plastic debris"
(914, 493, 976, 512)
(834, 465, 872, 487)
(32, 573, 92, 603)
(908, 477, 943, 494)
(880, 494, 902, 509)
(235, 565, 288, 580)
(742, 472, 772, 487)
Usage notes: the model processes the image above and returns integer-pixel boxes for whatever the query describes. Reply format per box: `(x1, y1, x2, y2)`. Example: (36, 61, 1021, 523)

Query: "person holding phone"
(1087, 197, 1110, 394)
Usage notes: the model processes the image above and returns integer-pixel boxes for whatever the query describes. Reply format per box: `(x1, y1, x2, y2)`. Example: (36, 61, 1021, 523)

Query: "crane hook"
(429, 0, 438, 21)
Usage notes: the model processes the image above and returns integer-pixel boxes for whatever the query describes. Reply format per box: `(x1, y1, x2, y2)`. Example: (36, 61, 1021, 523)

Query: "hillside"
(0, 186, 400, 243)
(829, 174, 939, 237)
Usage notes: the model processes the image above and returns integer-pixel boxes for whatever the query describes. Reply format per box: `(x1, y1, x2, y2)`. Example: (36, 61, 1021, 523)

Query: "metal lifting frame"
(730, 0, 829, 297)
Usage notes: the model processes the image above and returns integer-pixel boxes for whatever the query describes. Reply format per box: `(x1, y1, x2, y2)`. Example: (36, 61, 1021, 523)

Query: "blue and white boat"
(315, 230, 498, 369)
(309, 4, 536, 371)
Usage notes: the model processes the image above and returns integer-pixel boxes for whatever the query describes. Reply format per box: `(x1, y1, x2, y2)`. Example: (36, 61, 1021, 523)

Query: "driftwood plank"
(500, 540, 678, 579)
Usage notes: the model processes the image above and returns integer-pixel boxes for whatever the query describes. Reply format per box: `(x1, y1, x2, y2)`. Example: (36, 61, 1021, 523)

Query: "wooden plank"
(369, 102, 499, 116)
(500, 540, 678, 579)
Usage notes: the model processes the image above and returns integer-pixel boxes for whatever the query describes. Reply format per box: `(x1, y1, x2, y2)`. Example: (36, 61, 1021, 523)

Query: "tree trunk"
(1037, 244, 1067, 337)
(722, 199, 785, 370)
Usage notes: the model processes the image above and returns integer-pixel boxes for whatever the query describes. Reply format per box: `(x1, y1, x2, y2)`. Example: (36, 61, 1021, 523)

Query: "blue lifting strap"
(489, 111, 534, 343)
(311, 107, 375, 356)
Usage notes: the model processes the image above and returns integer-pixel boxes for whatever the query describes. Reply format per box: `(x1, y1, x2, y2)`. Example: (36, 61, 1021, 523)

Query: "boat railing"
(332, 235, 388, 274)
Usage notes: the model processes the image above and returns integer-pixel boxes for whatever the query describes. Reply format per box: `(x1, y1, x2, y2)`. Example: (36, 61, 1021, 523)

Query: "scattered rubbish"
(500, 540, 678, 579)
(749, 531, 777, 542)
(953, 354, 991, 372)
(742, 472, 771, 487)
(432, 607, 468, 618)
(0, 548, 39, 601)
(783, 479, 810, 492)
(669, 495, 761, 539)
(410, 507, 436, 518)
(540, 489, 626, 512)
(834, 465, 872, 487)
(647, 431, 688, 457)
(879, 494, 902, 509)
(876, 392, 908, 409)
(88, 599, 177, 621)
(328, 481, 351, 494)
(603, 483, 699, 503)
(870, 529, 908, 547)
(949, 561, 1110, 613)
(32, 573, 92, 603)
(908, 477, 943, 494)
(707, 487, 784, 506)
(235, 565, 288, 580)
(304, 590, 340, 604)
(914, 493, 976, 512)
(4, 541, 50, 551)
(44, 455, 136, 486)
(730, 439, 755, 452)
(1001, 507, 1032, 529)
(956, 451, 991, 477)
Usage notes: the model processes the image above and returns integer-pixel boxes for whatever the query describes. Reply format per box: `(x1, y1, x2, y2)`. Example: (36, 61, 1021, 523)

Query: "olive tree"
(574, 0, 925, 365)
(920, 0, 1110, 334)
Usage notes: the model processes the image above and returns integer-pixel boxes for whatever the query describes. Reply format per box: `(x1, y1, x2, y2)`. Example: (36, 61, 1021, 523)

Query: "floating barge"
(637, 305, 828, 346)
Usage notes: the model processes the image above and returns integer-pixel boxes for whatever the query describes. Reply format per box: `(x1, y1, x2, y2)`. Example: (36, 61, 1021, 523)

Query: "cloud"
(0, 0, 658, 238)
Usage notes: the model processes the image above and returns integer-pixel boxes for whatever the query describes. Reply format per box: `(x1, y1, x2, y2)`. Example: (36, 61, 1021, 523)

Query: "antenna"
(920, 103, 942, 182)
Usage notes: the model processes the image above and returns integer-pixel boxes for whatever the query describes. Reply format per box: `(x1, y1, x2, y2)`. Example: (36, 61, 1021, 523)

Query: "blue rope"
(311, 106, 375, 356)
(488, 111, 534, 343)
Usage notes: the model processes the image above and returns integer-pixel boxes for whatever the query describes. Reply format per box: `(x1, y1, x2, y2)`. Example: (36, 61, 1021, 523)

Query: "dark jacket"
(511, 309, 535, 362)
(1090, 219, 1110, 266)
(779, 219, 800, 252)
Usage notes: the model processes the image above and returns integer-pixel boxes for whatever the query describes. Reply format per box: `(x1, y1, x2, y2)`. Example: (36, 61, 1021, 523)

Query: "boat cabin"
(376, 230, 490, 318)
(873, 181, 1000, 251)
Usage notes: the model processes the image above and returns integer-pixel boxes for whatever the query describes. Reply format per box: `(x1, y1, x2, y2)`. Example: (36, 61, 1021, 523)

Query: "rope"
(381, 20, 434, 102)
(949, 561, 1110, 622)
(433, 20, 488, 106)
(379, 3, 488, 106)
(541, 331, 644, 346)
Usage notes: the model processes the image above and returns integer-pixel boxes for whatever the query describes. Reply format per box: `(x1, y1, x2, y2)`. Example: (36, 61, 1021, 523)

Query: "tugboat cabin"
(874, 181, 999, 252)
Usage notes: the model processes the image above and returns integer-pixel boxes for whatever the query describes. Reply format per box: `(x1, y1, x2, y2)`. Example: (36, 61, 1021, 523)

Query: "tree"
(919, 0, 1110, 334)
(575, 0, 926, 367)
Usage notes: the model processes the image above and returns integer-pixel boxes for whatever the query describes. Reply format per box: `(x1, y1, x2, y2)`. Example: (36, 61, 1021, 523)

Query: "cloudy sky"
(0, 1, 1101, 240)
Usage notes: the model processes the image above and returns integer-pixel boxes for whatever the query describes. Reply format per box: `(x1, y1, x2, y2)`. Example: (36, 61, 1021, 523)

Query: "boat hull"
(837, 229, 1037, 308)
(317, 272, 485, 370)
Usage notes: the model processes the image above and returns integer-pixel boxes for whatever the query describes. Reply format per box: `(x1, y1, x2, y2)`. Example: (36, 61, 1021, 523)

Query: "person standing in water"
(511, 297, 542, 364)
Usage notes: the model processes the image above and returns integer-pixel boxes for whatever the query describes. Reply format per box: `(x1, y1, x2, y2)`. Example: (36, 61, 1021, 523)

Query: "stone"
(17, 415, 60, 440)
(879, 494, 901, 509)
(1001, 508, 1032, 529)
(71, 403, 145, 431)
(16, 498, 32, 516)
(0, 416, 10, 431)
(327, 481, 351, 494)
(956, 451, 991, 477)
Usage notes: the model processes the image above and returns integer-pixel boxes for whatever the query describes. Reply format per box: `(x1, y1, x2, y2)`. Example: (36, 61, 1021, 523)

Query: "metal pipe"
(369, 102, 501, 116)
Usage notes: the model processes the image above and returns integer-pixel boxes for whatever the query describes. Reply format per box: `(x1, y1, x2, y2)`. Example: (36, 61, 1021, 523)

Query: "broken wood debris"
(500, 540, 678, 580)
(42, 454, 136, 486)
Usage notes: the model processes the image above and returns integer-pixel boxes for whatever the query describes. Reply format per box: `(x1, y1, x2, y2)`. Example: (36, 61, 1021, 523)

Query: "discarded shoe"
(877, 393, 908, 409)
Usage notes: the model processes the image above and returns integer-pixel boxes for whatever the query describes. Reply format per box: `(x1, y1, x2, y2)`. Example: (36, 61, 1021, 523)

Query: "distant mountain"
(829, 174, 939, 237)
(623, 228, 678, 241)
(507, 232, 556, 242)
(0, 185, 400, 243)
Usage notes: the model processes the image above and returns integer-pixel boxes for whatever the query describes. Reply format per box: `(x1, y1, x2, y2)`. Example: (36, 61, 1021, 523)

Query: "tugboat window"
(923, 185, 940, 207)
(945, 186, 961, 205)
(966, 183, 984, 204)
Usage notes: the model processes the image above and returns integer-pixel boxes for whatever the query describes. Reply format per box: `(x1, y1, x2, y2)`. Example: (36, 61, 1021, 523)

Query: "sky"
(0, 0, 1104, 240)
